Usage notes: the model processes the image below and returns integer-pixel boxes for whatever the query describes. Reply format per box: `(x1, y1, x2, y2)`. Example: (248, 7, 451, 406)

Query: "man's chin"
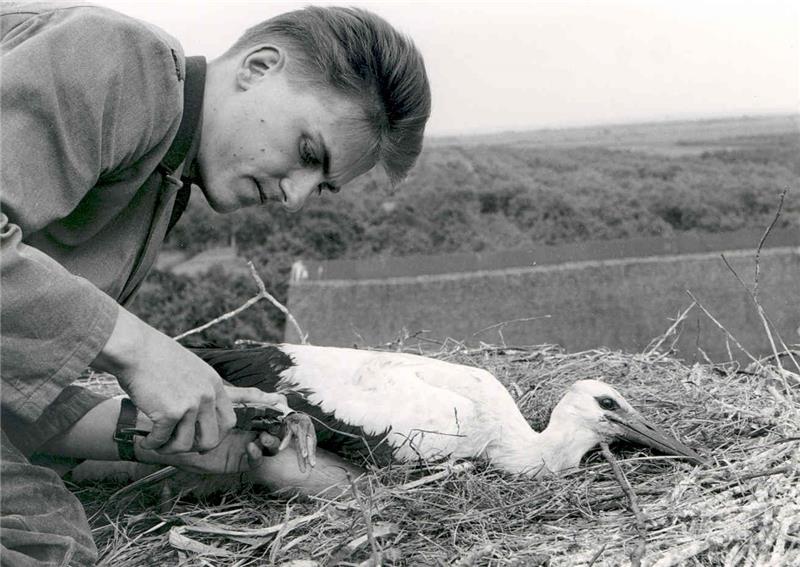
(199, 186, 241, 214)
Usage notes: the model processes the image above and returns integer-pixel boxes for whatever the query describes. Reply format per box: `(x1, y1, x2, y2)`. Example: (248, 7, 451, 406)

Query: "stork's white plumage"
(194, 344, 702, 476)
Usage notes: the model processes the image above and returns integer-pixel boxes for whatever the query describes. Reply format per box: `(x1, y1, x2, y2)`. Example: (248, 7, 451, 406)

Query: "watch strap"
(113, 398, 139, 461)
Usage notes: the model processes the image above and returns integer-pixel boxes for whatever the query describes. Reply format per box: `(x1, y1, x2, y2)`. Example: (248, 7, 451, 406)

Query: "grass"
(77, 342, 799, 566)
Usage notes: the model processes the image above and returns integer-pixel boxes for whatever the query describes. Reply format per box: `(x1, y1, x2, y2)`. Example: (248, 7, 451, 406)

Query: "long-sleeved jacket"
(1, 2, 193, 453)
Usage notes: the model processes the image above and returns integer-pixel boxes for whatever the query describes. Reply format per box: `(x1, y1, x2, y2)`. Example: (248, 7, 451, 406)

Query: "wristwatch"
(113, 397, 140, 461)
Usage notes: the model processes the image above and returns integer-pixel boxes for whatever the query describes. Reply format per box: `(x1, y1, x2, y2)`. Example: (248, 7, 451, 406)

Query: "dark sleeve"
(0, 5, 182, 422)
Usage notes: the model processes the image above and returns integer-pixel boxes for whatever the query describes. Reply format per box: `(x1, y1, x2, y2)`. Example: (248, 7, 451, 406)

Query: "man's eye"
(300, 139, 320, 166)
(316, 182, 340, 196)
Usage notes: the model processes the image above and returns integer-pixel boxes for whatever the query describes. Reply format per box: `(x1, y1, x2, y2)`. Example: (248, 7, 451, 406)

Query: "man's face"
(198, 50, 374, 214)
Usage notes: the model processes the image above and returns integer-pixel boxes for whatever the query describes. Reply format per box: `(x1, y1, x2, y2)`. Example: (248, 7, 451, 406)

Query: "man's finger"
(194, 402, 220, 452)
(215, 387, 237, 437)
(139, 415, 180, 451)
(225, 386, 290, 414)
(246, 440, 264, 469)
(158, 410, 198, 454)
(259, 432, 281, 456)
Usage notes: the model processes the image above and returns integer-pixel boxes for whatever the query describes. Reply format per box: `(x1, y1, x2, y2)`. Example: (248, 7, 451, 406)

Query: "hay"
(79, 344, 799, 566)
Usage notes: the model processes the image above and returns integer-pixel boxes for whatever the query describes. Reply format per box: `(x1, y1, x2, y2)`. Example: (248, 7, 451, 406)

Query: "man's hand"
(135, 405, 317, 474)
(93, 307, 236, 454)
(162, 429, 280, 474)
(163, 415, 317, 475)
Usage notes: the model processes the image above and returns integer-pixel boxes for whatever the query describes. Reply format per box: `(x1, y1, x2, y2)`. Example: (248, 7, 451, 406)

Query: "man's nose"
(281, 171, 323, 212)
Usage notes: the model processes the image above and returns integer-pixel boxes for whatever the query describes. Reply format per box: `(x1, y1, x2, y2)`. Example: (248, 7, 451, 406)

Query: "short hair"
(226, 6, 431, 185)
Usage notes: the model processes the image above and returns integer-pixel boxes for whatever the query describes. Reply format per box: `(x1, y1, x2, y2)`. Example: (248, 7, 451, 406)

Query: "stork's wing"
(192, 345, 486, 465)
(191, 345, 294, 389)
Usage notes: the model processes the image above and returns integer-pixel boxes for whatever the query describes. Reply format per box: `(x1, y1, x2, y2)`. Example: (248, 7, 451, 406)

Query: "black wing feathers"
(191, 345, 294, 390)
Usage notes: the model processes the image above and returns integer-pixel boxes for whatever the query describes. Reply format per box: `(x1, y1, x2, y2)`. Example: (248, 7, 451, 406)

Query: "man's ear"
(236, 46, 285, 89)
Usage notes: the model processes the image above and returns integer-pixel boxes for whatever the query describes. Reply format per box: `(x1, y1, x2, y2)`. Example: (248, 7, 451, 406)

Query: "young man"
(1, 3, 431, 565)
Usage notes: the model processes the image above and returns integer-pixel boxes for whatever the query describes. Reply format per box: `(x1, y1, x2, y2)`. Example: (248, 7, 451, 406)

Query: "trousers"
(0, 430, 97, 566)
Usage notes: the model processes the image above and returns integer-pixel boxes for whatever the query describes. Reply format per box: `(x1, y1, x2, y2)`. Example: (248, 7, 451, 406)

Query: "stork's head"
(549, 380, 704, 464)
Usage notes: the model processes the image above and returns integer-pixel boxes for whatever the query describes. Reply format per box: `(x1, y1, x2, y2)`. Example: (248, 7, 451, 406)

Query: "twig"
(721, 465, 792, 487)
(471, 315, 551, 338)
(754, 187, 787, 299)
(173, 261, 307, 343)
(719, 252, 800, 406)
(720, 254, 786, 368)
(89, 465, 178, 523)
(396, 462, 474, 491)
(267, 501, 293, 564)
(450, 544, 495, 566)
(600, 441, 646, 567)
(347, 470, 381, 563)
(646, 301, 696, 357)
(685, 290, 758, 364)
(179, 509, 325, 540)
(345, 523, 398, 562)
(586, 544, 607, 567)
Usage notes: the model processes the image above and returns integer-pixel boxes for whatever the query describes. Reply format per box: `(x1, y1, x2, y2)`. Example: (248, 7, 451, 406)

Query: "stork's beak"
(607, 410, 705, 465)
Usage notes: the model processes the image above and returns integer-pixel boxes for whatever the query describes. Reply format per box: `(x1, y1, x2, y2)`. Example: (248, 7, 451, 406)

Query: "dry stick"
(267, 502, 293, 565)
(586, 544, 607, 567)
(685, 290, 759, 364)
(753, 187, 788, 299)
(747, 186, 800, 375)
(470, 315, 552, 338)
(180, 509, 326, 539)
(396, 462, 474, 491)
(645, 301, 697, 358)
(719, 251, 800, 382)
(173, 261, 307, 344)
(450, 544, 495, 567)
(600, 442, 646, 567)
(346, 471, 381, 564)
(719, 254, 795, 375)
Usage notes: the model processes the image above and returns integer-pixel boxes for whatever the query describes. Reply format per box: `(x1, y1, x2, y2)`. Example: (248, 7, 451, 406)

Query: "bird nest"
(79, 343, 799, 566)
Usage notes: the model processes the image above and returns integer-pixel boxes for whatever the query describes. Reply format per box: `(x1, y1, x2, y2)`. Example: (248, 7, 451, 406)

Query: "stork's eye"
(597, 396, 619, 411)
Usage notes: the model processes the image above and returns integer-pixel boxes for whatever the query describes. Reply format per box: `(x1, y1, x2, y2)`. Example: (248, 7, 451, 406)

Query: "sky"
(96, 0, 799, 136)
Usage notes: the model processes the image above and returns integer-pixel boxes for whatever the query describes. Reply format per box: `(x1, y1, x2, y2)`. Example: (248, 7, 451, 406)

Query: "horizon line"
(425, 110, 800, 140)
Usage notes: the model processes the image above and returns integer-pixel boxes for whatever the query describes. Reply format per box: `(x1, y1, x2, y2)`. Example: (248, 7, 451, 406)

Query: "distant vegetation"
(129, 122, 800, 344)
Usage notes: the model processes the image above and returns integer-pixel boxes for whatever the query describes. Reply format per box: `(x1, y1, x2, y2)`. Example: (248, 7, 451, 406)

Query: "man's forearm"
(37, 397, 177, 465)
(35, 397, 298, 474)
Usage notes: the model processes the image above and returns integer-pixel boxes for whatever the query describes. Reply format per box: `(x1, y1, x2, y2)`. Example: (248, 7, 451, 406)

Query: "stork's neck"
(489, 419, 600, 477)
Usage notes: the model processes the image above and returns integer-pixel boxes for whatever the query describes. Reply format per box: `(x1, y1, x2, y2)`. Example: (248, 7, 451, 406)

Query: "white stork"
(192, 344, 703, 476)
